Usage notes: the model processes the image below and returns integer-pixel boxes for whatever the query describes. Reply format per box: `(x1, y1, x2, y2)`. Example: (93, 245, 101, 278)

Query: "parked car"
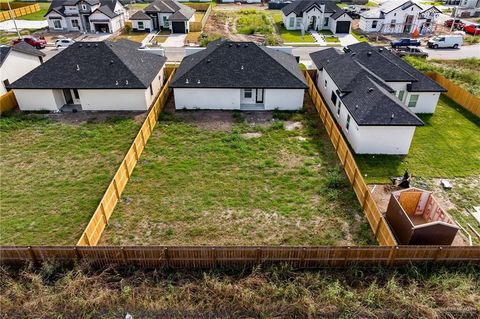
(55, 38, 75, 48)
(463, 24, 480, 35)
(427, 34, 463, 49)
(390, 38, 421, 48)
(12, 36, 46, 49)
(393, 46, 428, 58)
(444, 19, 465, 30)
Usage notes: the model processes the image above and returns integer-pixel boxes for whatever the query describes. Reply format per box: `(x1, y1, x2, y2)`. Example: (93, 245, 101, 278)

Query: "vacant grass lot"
(0, 113, 142, 245)
(356, 96, 480, 183)
(236, 9, 274, 36)
(102, 98, 375, 246)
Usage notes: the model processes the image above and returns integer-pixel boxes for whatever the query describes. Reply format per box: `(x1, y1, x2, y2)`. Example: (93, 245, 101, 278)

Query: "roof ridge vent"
(355, 105, 358, 109)
(76, 64, 80, 71)
(186, 78, 189, 84)
(351, 52, 356, 56)
(87, 43, 91, 47)
(229, 43, 233, 47)
(244, 44, 248, 47)
(368, 88, 374, 92)
(95, 43, 98, 48)
(79, 43, 83, 47)
(126, 80, 128, 85)
(115, 80, 119, 86)
(110, 60, 114, 64)
(391, 113, 395, 119)
(378, 48, 383, 52)
(207, 59, 211, 63)
(241, 65, 244, 70)
(236, 43, 240, 47)
(367, 51, 372, 56)
(197, 79, 201, 84)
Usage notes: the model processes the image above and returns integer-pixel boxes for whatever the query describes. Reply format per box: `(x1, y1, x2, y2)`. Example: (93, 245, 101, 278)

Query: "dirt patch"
(285, 121, 303, 131)
(203, 10, 265, 44)
(242, 132, 263, 139)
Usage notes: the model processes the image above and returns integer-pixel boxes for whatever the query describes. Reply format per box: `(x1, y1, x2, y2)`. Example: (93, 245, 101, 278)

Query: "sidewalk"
(309, 30, 326, 45)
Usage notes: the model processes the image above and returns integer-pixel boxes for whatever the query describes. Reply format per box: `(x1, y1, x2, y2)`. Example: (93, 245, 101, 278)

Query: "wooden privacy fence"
(425, 71, 480, 117)
(304, 71, 398, 246)
(0, 91, 18, 115)
(0, 3, 40, 22)
(77, 68, 176, 246)
(1, 246, 479, 268)
(188, 3, 212, 32)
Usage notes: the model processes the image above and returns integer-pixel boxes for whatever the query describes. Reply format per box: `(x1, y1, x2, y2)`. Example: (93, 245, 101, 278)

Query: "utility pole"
(450, 2, 461, 32)
(7, 0, 21, 39)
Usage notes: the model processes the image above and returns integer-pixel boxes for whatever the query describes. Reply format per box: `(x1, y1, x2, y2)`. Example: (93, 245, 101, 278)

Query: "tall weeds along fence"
(1, 245, 479, 268)
(77, 68, 176, 246)
(304, 71, 398, 246)
(0, 3, 40, 22)
(425, 71, 480, 117)
(0, 91, 18, 115)
(188, 3, 212, 32)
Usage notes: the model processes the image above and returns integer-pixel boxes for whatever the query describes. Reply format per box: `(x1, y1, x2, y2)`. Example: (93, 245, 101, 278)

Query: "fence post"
(121, 247, 128, 264)
(163, 247, 169, 268)
(133, 141, 139, 160)
(113, 178, 121, 199)
(74, 247, 82, 260)
(434, 246, 443, 261)
(83, 233, 91, 246)
(28, 246, 38, 265)
(387, 246, 398, 266)
(100, 202, 108, 225)
(123, 160, 130, 179)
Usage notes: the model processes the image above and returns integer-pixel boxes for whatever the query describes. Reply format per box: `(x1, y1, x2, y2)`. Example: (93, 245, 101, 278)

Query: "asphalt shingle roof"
(10, 40, 166, 90)
(46, 0, 119, 17)
(282, 0, 340, 16)
(171, 40, 307, 89)
(130, 10, 151, 20)
(0, 43, 45, 67)
(310, 47, 425, 126)
(145, 0, 194, 21)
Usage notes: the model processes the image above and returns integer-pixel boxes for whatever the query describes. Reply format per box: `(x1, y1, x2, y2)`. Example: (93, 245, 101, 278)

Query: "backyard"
(0, 112, 143, 245)
(100, 96, 376, 246)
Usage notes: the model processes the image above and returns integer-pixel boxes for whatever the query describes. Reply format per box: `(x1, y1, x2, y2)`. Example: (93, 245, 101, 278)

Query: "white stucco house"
(170, 40, 307, 111)
(130, 0, 195, 34)
(359, 0, 441, 34)
(10, 40, 166, 111)
(452, 0, 480, 17)
(0, 43, 45, 96)
(45, 0, 127, 33)
(309, 42, 446, 155)
(281, 0, 353, 34)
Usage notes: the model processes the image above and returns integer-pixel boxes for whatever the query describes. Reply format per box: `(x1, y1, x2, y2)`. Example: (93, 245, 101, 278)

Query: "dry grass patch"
(100, 96, 375, 246)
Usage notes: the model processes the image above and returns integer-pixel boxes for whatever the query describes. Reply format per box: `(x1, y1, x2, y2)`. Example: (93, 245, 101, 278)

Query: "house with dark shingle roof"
(309, 42, 446, 154)
(281, 0, 352, 34)
(170, 40, 307, 110)
(130, 0, 195, 34)
(45, 0, 127, 33)
(9, 40, 166, 112)
(0, 42, 45, 95)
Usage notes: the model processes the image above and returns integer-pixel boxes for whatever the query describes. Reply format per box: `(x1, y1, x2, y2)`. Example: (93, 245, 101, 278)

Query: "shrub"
(325, 167, 346, 189)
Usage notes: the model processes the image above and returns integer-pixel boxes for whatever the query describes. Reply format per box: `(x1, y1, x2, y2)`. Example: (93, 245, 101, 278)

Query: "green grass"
(125, 3, 148, 10)
(15, 2, 50, 21)
(356, 96, 480, 183)
(351, 30, 368, 42)
(0, 113, 141, 245)
(324, 36, 339, 43)
(270, 11, 315, 43)
(2, 263, 479, 318)
(236, 9, 274, 35)
(114, 31, 149, 43)
(0, 28, 42, 44)
(101, 100, 375, 246)
(403, 57, 480, 96)
(365, 0, 379, 7)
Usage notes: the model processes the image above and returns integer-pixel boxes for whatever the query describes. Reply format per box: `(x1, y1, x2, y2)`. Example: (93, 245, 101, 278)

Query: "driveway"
(162, 34, 187, 47)
(0, 19, 47, 31)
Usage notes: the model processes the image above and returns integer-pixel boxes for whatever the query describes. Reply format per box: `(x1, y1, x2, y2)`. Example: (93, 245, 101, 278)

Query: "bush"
(124, 24, 132, 33)
(325, 167, 346, 189)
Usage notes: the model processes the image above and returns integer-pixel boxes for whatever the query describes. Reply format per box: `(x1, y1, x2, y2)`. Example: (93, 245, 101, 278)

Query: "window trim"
(397, 90, 405, 102)
(324, 80, 327, 88)
(289, 17, 295, 28)
(72, 89, 79, 99)
(244, 88, 253, 99)
(53, 19, 62, 29)
(336, 101, 341, 117)
(408, 94, 419, 108)
(346, 114, 351, 131)
(150, 84, 153, 96)
(138, 21, 144, 30)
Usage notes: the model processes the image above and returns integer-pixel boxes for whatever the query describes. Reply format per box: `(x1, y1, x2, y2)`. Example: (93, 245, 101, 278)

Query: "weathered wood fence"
(0, 3, 40, 22)
(76, 68, 176, 246)
(188, 3, 212, 32)
(304, 70, 398, 246)
(425, 71, 480, 117)
(1, 245, 479, 268)
(0, 91, 18, 115)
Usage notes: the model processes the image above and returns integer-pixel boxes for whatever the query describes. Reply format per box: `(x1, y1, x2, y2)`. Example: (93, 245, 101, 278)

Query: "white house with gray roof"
(282, 0, 352, 34)
(359, 0, 441, 34)
(0, 43, 45, 96)
(170, 40, 307, 111)
(10, 40, 166, 111)
(310, 42, 446, 155)
(45, 0, 127, 33)
(130, 0, 195, 33)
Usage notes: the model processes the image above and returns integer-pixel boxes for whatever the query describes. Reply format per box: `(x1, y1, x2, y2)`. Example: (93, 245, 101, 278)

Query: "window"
(331, 91, 337, 105)
(138, 21, 144, 30)
(244, 89, 253, 99)
(336, 101, 341, 117)
(289, 17, 295, 28)
(163, 16, 168, 27)
(397, 90, 405, 101)
(394, 13, 396, 16)
(346, 114, 351, 131)
(3, 79, 10, 92)
(72, 19, 79, 28)
(73, 89, 79, 99)
(372, 20, 378, 28)
(296, 18, 301, 28)
(408, 94, 419, 108)
(324, 80, 327, 88)
(150, 84, 153, 96)
(53, 20, 62, 29)
(390, 19, 396, 28)
(324, 17, 329, 26)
